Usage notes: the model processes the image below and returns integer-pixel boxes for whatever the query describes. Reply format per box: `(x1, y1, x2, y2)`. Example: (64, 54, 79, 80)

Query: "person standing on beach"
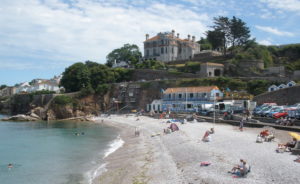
(239, 117, 246, 131)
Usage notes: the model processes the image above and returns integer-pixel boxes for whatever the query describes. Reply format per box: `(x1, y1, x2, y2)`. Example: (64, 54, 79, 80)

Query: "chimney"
(188, 34, 191, 41)
(192, 36, 195, 42)
(177, 33, 180, 38)
(172, 30, 175, 37)
(146, 34, 149, 40)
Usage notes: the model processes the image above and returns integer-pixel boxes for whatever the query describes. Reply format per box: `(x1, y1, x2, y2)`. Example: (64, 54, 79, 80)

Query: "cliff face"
(0, 93, 107, 120)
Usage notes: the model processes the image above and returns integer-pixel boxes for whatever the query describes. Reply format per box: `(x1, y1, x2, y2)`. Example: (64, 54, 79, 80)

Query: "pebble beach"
(93, 115, 300, 184)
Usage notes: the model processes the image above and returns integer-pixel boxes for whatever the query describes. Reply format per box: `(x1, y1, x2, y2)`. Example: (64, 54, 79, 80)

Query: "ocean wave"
(104, 135, 124, 158)
(87, 135, 124, 184)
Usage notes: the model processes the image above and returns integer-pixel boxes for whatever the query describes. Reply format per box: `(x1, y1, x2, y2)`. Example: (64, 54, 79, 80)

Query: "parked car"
(295, 109, 300, 120)
(273, 109, 288, 119)
(266, 106, 284, 117)
(256, 106, 272, 117)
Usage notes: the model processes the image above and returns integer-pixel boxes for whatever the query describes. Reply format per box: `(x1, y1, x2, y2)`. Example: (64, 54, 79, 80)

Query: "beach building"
(143, 30, 200, 62)
(268, 85, 278, 92)
(147, 99, 163, 112)
(161, 86, 223, 112)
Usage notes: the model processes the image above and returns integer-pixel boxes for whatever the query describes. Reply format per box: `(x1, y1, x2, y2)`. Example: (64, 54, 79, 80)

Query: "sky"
(0, 0, 299, 85)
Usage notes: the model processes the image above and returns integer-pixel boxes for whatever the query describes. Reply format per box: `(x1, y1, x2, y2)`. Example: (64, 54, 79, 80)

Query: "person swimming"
(7, 163, 13, 169)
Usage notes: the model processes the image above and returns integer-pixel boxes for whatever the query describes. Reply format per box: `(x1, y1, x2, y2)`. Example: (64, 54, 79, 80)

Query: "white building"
(268, 85, 278, 92)
(267, 81, 297, 92)
(112, 61, 130, 68)
(147, 99, 163, 112)
(144, 30, 201, 62)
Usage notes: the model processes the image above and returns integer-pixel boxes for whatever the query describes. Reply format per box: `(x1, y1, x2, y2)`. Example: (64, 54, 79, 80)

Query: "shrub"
(53, 95, 74, 106)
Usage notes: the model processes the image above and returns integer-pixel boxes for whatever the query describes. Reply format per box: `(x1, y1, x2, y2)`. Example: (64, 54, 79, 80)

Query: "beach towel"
(200, 161, 211, 166)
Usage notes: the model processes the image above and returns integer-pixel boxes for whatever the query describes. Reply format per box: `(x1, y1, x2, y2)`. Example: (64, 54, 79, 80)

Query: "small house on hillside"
(268, 85, 278, 92)
(161, 86, 223, 112)
(278, 84, 287, 89)
(200, 62, 224, 77)
(287, 81, 296, 87)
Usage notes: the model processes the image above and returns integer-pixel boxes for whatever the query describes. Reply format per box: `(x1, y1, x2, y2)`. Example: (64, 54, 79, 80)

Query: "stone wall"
(293, 70, 300, 80)
(131, 69, 198, 81)
(253, 85, 300, 105)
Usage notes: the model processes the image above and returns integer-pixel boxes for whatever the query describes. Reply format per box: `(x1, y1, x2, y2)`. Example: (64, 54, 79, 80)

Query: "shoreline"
(91, 114, 299, 184)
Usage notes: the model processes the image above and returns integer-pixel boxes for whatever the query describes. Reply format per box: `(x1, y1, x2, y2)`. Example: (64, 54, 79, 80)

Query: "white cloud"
(258, 39, 273, 45)
(0, 0, 210, 69)
(260, 0, 300, 12)
(255, 25, 294, 36)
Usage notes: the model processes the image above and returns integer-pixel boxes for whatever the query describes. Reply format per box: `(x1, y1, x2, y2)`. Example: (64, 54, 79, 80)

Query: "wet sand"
(93, 115, 299, 184)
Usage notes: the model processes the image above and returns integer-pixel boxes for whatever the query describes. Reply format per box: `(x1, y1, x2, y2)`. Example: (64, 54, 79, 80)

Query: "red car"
(273, 110, 288, 119)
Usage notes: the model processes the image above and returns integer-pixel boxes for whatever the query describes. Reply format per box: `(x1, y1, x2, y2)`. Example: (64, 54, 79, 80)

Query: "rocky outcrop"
(1, 113, 41, 121)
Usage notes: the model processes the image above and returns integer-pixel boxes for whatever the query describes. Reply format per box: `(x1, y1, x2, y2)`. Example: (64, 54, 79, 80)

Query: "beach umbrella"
(288, 132, 300, 140)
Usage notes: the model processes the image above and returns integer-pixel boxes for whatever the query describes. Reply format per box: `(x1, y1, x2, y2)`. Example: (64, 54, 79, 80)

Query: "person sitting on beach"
(202, 128, 214, 142)
(230, 160, 249, 177)
(284, 138, 297, 151)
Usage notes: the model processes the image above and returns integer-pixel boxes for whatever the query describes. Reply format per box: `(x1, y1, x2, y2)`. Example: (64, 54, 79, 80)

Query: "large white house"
(144, 30, 201, 62)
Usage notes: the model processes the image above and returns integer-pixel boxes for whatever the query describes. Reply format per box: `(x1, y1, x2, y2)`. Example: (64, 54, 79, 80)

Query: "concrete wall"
(253, 85, 300, 105)
(131, 69, 198, 81)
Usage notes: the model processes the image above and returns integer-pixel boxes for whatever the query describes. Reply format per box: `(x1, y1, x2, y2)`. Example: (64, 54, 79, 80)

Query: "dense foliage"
(53, 95, 75, 106)
(0, 85, 7, 90)
(60, 61, 132, 93)
(136, 59, 166, 70)
(207, 16, 250, 54)
(106, 44, 142, 67)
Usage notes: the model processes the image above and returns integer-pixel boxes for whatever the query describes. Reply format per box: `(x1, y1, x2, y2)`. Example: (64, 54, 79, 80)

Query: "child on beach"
(202, 128, 214, 142)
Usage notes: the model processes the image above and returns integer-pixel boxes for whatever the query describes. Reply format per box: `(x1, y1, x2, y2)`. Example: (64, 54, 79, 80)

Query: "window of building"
(187, 104, 192, 108)
(165, 47, 168, 53)
(179, 94, 182, 99)
(153, 104, 155, 110)
(158, 105, 160, 111)
(146, 49, 149, 56)
(161, 40, 164, 45)
(172, 47, 174, 54)
(216, 93, 220, 97)
(202, 93, 207, 97)
(153, 48, 156, 55)
(161, 47, 164, 54)
(169, 94, 171, 99)
(153, 42, 156, 47)
(190, 93, 193, 98)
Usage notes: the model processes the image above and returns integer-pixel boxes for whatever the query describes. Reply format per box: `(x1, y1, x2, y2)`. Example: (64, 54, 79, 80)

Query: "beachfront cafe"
(161, 86, 223, 113)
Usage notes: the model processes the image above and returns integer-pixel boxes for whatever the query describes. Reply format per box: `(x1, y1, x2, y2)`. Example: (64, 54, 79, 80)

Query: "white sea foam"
(87, 135, 124, 184)
(104, 135, 124, 158)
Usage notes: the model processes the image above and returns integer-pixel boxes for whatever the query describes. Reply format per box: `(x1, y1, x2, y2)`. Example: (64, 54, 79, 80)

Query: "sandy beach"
(93, 115, 299, 184)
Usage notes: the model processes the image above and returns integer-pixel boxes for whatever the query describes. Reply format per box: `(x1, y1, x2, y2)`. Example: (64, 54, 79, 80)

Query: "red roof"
(164, 86, 219, 94)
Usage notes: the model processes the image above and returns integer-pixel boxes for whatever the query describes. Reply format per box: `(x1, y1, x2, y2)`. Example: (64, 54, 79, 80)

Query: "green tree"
(198, 37, 212, 50)
(206, 30, 225, 51)
(106, 44, 142, 67)
(207, 16, 251, 54)
(229, 16, 250, 50)
(60, 62, 91, 93)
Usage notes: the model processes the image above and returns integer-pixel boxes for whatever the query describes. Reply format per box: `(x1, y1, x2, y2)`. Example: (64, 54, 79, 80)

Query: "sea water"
(0, 117, 121, 184)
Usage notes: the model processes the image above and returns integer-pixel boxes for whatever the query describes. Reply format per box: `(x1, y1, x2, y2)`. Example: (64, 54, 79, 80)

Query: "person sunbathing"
(285, 138, 297, 150)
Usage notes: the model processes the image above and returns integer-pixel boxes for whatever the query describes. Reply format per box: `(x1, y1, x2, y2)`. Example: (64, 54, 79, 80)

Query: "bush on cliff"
(53, 95, 75, 106)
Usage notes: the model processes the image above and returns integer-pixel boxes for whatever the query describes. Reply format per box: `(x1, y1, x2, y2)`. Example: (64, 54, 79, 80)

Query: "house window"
(158, 105, 160, 111)
(165, 47, 168, 53)
(146, 49, 149, 56)
(169, 94, 171, 99)
(161, 47, 164, 54)
(172, 47, 174, 54)
(179, 94, 182, 99)
(187, 104, 192, 108)
(161, 40, 164, 45)
(216, 93, 220, 97)
(190, 93, 194, 98)
(153, 104, 155, 110)
(202, 93, 207, 97)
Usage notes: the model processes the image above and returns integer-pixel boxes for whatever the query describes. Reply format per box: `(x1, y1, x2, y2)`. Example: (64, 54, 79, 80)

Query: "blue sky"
(0, 0, 299, 85)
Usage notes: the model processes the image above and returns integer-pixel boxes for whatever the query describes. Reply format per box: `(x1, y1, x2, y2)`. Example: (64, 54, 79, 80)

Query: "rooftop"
(164, 86, 219, 94)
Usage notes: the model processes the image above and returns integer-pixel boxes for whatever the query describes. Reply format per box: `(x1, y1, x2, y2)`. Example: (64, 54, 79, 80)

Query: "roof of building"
(145, 34, 193, 43)
(201, 62, 224, 67)
(164, 86, 219, 94)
